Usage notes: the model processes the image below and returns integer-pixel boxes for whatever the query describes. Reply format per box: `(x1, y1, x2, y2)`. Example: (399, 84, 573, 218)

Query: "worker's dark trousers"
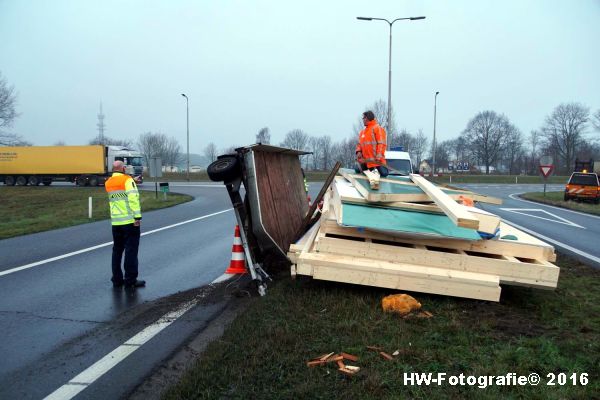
(111, 223, 140, 285)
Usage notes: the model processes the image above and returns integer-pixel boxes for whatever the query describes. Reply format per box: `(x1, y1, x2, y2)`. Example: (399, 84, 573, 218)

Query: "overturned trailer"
(207, 144, 310, 294)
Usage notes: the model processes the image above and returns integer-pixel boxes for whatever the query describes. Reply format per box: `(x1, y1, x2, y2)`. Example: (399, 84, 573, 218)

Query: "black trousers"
(111, 224, 140, 285)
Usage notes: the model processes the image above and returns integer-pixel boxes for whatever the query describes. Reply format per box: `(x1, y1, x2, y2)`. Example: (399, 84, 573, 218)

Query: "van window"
(387, 159, 412, 176)
(569, 173, 599, 186)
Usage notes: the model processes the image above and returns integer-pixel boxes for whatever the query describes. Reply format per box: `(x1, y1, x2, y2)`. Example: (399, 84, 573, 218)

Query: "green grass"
(164, 254, 599, 399)
(521, 191, 600, 216)
(0, 187, 192, 239)
(430, 175, 568, 184)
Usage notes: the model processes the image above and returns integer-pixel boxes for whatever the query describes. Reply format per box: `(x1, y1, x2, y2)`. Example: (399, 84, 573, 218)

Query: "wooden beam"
(296, 251, 501, 302)
(320, 219, 556, 262)
(410, 174, 479, 230)
(315, 236, 559, 289)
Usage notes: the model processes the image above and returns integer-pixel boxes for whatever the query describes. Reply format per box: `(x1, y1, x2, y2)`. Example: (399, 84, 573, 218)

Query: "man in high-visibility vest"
(105, 160, 145, 289)
(355, 110, 388, 189)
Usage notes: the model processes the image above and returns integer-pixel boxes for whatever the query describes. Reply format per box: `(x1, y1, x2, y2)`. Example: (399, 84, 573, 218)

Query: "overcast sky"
(1, 0, 599, 154)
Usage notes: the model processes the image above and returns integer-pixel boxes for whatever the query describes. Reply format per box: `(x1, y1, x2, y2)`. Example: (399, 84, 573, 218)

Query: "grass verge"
(0, 187, 192, 239)
(520, 191, 600, 216)
(164, 254, 599, 399)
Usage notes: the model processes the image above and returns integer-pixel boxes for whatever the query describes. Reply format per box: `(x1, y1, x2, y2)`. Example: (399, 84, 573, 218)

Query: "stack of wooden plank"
(289, 170, 560, 302)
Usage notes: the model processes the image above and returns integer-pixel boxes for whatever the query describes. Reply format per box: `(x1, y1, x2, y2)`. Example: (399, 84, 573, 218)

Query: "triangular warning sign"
(539, 165, 553, 177)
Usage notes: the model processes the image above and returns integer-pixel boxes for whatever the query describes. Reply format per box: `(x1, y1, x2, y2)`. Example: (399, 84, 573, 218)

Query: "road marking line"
(0, 209, 233, 278)
(44, 274, 233, 400)
(502, 219, 600, 265)
(508, 193, 600, 220)
(500, 208, 585, 228)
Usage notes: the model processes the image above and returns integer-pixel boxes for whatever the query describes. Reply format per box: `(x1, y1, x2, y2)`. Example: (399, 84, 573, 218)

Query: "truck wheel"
(207, 156, 240, 182)
(77, 177, 88, 187)
(15, 176, 27, 186)
(28, 176, 40, 186)
(564, 194, 569, 201)
(5, 176, 15, 186)
(88, 176, 99, 187)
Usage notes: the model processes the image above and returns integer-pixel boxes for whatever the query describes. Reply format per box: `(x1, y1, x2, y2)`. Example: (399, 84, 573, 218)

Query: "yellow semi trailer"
(0, 145, 144, 186)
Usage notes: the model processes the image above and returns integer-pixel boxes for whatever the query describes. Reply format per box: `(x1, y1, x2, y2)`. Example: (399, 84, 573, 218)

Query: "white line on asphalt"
(502, 219, 600, 265)
(0, 209, 233, 278)
(43, 273, 233, 400)
(508, 193, 600, 220)
(499, 208, 585, 228)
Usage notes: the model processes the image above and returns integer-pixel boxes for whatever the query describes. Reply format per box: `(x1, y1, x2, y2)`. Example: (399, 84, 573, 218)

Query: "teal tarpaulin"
(341, 203, 481, 241)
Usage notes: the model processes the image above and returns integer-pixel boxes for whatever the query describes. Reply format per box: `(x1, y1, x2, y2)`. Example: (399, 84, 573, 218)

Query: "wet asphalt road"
(458, 183, 600, 269)
(1, 181, 598, 399)
(0, 182, 236, 399)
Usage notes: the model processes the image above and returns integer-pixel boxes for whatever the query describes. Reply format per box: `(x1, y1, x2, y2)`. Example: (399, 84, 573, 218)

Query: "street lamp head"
(356, 17, 373, 21)
(436, 91, 440, 95)
(410, 16, 426, 20)
(181, 93, 187, 98)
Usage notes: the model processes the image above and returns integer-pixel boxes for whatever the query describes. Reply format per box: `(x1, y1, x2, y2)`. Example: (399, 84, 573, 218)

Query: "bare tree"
(204, 142, 218, 163)
(280, 129, 309, 151)
(331, 136, 356, 169)
(164, 136, 182, 167)
(255, 127, 271, 144)
(54, 140, 66, 146)
(412, 129, 429, 168)
(541, 103, 589, 174)
(319, 135, 332, 170)
(308, 136, 321, 170)
(394, 129, 414, 152)
(592, 109, 600, 132)
(137, 132, 181, 168)
(528, 130, 540, 174)
(0, 72, 18, 130)
(503, 125, 524, 174)
(0, 132, 31, 146)
(89, 134, 133, 148)
(462, 110, 513, 174)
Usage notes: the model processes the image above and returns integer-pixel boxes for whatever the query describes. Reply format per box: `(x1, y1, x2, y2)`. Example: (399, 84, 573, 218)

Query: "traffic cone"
(225, 225, 248, 274)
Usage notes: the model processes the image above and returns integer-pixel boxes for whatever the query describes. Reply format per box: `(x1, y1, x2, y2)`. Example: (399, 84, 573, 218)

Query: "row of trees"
(221, 101, 600, 175)
(2, 70, 599, 174)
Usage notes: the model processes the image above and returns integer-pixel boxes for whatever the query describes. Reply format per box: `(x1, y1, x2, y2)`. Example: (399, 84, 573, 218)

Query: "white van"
(385, 146, 414, 176)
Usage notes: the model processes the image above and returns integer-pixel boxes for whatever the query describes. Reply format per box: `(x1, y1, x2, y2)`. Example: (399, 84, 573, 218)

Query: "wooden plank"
(320, 219, 556, 261)
(339, 169, 502, 204)
(296, 252, 501, 302)
(315, 236, 559, 288)
(293, 162, 341, 242)
(410, 173, 479, 230)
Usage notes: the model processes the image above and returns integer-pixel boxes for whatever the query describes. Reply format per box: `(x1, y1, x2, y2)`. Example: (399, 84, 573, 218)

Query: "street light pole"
(432, 91, 439, 176)
(181, 93, 189, 182)
(357, 16, 425, 133)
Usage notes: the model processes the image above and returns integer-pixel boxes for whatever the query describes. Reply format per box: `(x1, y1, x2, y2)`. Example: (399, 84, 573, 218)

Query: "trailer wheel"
(4, 176, 15, 186)
(28, 176, 40, 186)
(42, 180, 52, 186)
(88, 176, 99, 187)
(207, 156, 240, 182)
(15, 176, 27, 186)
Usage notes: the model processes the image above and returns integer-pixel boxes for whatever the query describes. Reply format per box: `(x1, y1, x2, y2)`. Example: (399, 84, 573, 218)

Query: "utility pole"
(432, 91, 439, 175)
(181, 94, 190, 181)
(97, 102, 106, 144)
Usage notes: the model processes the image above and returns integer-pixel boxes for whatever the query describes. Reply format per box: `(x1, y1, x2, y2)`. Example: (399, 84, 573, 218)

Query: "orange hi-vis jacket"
(105, 172, 142, 226)
(356, 119, 387, 168)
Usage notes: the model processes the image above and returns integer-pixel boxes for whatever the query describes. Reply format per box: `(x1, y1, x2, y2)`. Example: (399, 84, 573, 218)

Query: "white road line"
(43, 274, 233, 400)
(502, 219, 600, 265)
(508, 193, 600, 220)
(499, 208, 585, 228)
(0, 209, 233, 278)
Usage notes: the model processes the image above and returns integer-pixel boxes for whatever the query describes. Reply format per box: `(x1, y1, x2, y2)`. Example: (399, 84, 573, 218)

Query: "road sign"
(539, 165, 554, 178)
(149, 157, 163, 178)
(159, 182, 170, 193)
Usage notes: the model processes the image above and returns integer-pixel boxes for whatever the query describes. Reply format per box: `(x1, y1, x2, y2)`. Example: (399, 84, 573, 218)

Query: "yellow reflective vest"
(105, 172, 142, 225)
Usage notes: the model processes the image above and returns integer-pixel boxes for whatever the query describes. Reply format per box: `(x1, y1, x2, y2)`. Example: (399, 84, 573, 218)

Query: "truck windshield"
(126, 157, 143, 167)
(387, 159, 412, 175)
(570, 174, 598, 186)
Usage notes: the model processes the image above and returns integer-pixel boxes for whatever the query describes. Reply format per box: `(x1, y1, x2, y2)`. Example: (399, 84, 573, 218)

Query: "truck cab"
(107, 146, 144, 183)
(385, 146, 414, 176)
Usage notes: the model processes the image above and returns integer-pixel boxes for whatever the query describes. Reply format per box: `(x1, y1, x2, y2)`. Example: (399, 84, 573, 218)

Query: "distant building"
(190, 165, 204, 173)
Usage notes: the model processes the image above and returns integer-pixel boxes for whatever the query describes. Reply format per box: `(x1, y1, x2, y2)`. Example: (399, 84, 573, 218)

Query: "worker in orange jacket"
(355, 110, 389, 177)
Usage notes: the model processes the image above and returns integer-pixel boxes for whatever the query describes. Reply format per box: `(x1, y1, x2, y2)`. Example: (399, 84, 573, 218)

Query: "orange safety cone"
(225, 225, 248, 274)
